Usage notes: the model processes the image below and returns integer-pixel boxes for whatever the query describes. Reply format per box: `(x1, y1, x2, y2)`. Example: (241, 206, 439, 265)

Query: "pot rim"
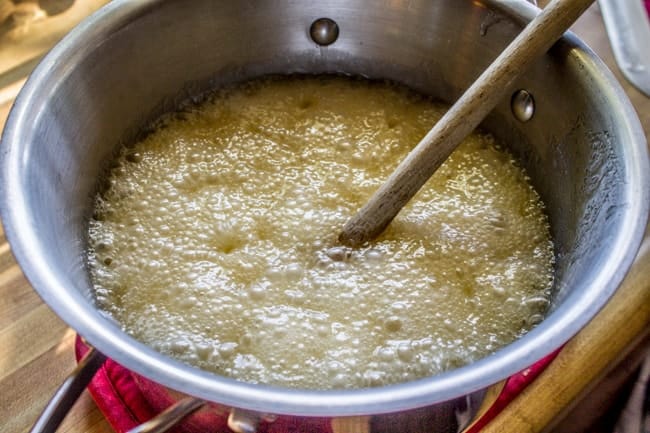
(1, 0, 648, 416)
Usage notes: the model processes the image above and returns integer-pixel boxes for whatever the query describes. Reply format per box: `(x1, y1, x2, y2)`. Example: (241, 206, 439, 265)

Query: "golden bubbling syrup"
(88, 75, 554, 389)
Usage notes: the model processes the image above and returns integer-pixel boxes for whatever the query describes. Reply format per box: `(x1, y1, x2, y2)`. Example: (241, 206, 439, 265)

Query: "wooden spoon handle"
(339, 0, 594, 247)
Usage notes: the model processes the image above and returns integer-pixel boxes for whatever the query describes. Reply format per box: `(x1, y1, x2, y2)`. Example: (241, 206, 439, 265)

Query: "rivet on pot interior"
(310, 18, 339, 46)
(511, 89, 535, 122)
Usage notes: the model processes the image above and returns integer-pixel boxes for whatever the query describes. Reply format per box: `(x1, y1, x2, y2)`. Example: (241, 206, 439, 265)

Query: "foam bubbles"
(87, 75, 554, 390)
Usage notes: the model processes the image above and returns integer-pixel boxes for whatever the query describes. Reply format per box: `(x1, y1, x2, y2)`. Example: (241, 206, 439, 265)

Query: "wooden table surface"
(0, 3, 648, 433)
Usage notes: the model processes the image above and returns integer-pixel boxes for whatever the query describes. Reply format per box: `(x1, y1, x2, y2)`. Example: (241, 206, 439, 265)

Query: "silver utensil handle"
(29, 346, 107, 433)
(29, 344, 207, 433)
(126, 397, 206, 433)
(598, 0, 650, 96)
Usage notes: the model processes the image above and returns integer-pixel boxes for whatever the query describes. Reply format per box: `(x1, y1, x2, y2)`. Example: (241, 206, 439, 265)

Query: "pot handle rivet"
(511, 89, 535, 122)
(310, 18, 339, 46)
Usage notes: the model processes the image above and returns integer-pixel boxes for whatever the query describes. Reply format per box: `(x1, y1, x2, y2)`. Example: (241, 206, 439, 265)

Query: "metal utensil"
(598, 0, 650, 97)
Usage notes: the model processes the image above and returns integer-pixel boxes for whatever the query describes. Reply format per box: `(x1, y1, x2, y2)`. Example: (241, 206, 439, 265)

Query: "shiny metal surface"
(227, 408, 265, 433)
(598, 0, 650, 97)
(309, 17, 340, 46)
(28, 347, 106, 433)
(511, 89, 535, 122)
(126, 397, 206, 433)
(0, 0, 648, 419)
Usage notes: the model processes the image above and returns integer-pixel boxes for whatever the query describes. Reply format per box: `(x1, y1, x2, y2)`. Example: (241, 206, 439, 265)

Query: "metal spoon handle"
(339, 0, 595, 247)
(29, 347, 107, 433)
(598, 0, 650, 96)
(126, 397, 206, 433)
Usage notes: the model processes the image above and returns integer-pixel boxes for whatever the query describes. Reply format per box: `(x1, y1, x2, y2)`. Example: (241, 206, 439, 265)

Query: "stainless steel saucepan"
(0, 1, 648, 432)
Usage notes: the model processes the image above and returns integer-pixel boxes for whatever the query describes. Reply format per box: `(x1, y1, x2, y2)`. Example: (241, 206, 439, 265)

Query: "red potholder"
(75, 336, 558, 433)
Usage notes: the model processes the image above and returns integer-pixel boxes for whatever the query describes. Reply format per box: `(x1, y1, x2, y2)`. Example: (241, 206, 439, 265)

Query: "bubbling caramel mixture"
(88, 76, 554, 389)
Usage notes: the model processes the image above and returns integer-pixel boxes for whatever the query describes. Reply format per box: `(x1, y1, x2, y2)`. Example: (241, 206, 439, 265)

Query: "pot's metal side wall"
(482, 0, 650, 313)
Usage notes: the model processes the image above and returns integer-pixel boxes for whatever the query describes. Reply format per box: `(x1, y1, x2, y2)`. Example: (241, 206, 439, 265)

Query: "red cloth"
(75, 338, 332, 433)
(75, 339, 158, 432)
(646, 0, 650, 17)
(75, 336, 559, 432)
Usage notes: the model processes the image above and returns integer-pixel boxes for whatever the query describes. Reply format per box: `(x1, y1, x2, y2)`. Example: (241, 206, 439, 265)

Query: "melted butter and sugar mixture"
(88, 76, 554, 389)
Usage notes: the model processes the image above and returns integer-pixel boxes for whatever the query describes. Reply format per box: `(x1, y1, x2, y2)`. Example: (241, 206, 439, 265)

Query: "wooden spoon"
(339, 0, 594, 247)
